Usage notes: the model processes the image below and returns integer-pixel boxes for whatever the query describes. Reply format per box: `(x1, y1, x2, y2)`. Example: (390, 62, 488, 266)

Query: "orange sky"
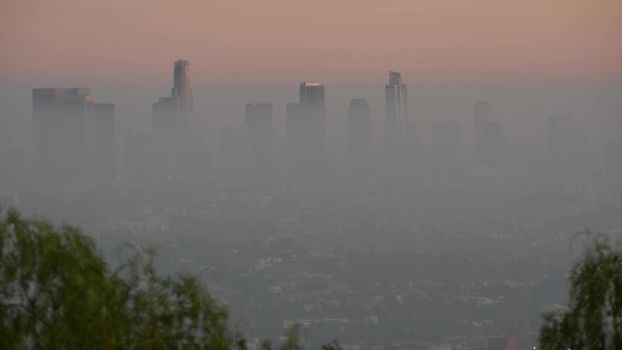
(1, 0, 621, 82)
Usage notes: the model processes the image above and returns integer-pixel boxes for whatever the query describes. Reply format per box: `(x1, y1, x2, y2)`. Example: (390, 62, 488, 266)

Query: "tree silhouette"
(0, 208, 237, 349)
(539, 236, 622, 350)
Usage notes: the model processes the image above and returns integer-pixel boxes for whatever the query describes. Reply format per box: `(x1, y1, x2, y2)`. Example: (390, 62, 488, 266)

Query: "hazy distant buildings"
(32, 88, 94, 184)
(286, 82, 326, 164)
(347, 99, 372, 161)
(245, 103, 274, 166)
(473, 102, 505, 166)
(385, 71, 409, 156)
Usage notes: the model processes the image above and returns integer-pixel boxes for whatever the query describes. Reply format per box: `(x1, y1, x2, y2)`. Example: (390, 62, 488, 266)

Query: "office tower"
(171, 59, 194, 116)
(89, 103, 116, 178)
(473, 102, 505, 166)
(151, 59, 205, 178)
(153, 59, 195, 140)
(244, 103, 274, 165)
(286, 82, 326, 163)
(347, 98, 372, 161)
(432, 120, 460, 162)
(385, 71, 409, 155)
(32, 88, 94, 184)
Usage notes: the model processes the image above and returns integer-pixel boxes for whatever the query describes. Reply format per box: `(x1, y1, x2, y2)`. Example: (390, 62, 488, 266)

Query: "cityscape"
(1, 0, 622, 349)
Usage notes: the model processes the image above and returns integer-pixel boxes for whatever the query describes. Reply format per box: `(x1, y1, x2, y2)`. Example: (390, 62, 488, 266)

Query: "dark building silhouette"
(244, 103, 274, 166)
(286, 82, 326, 164)
(171, 59, 194, 117)
(347, 98, 372, 161)
(32, 88, 94, 184)
(385, 71, 409, 156)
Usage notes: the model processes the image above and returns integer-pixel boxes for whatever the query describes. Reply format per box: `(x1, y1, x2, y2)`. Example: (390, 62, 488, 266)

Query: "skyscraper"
(385, 71, 408, 155)
(286, 82, 326, 163)
(32, 88, 94, 184)
(171, 59, 194, 116)
(347, 98, 372, 161)
(151, 59, 205, 178)
(245, 103, 274, 166)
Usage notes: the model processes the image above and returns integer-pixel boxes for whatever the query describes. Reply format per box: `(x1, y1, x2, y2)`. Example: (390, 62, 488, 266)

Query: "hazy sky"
(1, 0, 621, 83)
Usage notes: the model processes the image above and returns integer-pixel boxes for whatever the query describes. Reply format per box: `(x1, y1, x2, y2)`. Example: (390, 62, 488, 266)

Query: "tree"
(539, 236, 622, 350)
(0, 208, 340, 349)
(0, 208, 238, 349)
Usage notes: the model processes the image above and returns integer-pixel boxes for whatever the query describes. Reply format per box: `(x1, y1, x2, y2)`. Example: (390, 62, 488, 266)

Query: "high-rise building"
(286, 82, 326, 163)
(150, 59, 205, 178)
(88, 103, 116, 178)
(347, 98, 372, 161)
(32, 88, 94, 184)
(385, 71, 409, 155)
(171, 59, 194, 116)
(432, 120, 460, 162)
(245, 103, 274, 165)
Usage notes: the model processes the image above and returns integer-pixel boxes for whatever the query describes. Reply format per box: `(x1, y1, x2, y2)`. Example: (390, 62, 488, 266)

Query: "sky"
(1, 0, 621, 83)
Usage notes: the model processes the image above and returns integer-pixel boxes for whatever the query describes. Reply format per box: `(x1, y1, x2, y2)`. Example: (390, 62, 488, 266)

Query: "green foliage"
(0, 208, 236, 349)
(539, 236, 622, 350)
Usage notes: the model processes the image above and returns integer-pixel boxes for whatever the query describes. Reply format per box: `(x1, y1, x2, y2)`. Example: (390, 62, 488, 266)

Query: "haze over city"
(1, 1, 621, 349)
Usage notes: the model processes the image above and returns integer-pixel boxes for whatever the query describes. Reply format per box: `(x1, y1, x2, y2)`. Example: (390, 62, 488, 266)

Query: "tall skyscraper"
(171, 59, 194, 116)
(347, 98, 372, 161)
(385, 71, 409, 155)
(286, 82, 326, 163)
(245, 103, 274, 165)
(151, 59, 205, 178)
(32, 88, 94, 184)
